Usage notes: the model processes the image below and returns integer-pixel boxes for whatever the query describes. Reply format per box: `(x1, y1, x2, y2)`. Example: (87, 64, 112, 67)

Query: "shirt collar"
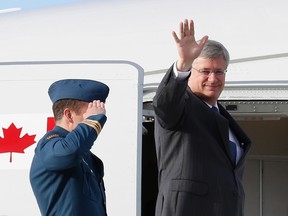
(204, 101, 218, 109)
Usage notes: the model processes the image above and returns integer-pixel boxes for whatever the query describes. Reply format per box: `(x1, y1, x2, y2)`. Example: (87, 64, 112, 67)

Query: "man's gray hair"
(198, 40, 230, 65)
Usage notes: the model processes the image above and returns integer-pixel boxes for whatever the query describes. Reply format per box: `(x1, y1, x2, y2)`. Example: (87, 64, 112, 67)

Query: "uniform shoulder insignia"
(82, 119, 102, 135)
(46, 134, 60, 140)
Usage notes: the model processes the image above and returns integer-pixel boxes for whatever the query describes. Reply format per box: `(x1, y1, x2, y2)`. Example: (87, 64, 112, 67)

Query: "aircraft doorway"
(141, 116, 288, 216)
(239, 118, 288, 216)
(142, 121, 158, 216)
(244, 158, 288, 216)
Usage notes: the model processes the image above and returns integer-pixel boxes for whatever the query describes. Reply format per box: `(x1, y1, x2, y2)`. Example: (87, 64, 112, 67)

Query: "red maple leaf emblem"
(0, 123, 36, 162)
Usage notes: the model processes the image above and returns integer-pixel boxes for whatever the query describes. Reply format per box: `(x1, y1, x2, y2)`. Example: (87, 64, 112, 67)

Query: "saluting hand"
(83, 100, 106, 119)
(172, 19, 208, 72)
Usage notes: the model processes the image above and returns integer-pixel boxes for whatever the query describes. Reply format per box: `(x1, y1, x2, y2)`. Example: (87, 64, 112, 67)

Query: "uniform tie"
(211, 106, 237, 165)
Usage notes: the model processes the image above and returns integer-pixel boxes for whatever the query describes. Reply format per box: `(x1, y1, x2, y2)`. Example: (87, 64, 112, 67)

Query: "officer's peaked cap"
(48, 79, 109, 103)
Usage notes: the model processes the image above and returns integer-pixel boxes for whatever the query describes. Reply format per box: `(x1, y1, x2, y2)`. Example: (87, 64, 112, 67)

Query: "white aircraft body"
(0, 0, 288, 215)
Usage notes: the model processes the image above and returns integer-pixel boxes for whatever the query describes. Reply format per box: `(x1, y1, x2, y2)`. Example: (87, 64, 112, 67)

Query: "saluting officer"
(30, 79, 109, 216)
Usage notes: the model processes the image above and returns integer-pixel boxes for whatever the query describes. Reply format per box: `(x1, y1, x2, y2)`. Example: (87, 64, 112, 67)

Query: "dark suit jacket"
(152, 66, 251, 216)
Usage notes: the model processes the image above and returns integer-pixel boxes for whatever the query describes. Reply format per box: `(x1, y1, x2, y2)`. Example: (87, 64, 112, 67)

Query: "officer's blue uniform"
(29, 79, 109, 216)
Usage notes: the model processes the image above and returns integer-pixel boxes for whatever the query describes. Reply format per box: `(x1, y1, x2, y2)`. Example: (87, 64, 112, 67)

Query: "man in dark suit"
(153, 19, 251, 216)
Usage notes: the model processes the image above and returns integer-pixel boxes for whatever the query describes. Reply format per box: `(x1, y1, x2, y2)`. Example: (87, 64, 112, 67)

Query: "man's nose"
(207, 72, 218, 81)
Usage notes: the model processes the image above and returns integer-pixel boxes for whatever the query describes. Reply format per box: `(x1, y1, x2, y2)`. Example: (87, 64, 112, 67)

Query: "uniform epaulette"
(46, 134, 60, 140)
(39, 131, 61, 149)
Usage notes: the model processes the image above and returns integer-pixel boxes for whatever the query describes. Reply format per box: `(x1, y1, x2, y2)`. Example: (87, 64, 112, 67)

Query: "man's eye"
(215, 70, 224, 75)
(200, 70, 210, 75)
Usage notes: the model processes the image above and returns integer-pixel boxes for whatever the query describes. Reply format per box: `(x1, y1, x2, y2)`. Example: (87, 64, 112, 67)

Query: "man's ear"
(63, 108, 73, 122)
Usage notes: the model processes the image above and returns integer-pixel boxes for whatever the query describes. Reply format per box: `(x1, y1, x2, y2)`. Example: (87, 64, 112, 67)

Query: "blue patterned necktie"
(211, 106, 219, 113)
(212, 106, 237, 165)
(229, 140, 237, 165)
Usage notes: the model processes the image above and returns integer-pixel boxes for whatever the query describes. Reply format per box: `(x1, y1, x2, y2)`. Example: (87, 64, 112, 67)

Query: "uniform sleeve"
(39, 114, 107, 170)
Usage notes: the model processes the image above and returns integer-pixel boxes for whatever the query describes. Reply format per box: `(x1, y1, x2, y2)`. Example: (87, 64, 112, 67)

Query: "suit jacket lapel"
(212, 109, 236, 164)
(218, 104, 252, 166)
(197, 98, 234, 164)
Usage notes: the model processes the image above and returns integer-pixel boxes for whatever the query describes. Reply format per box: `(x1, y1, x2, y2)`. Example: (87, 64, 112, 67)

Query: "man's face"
(188, 56, 227, 105)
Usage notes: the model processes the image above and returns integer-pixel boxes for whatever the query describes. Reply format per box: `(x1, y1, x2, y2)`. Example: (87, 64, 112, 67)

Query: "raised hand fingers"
(92, 100, 101, 108)
(93, 100, 105, 111)
(198, 35, 209, 49)
(172, 18, 208, 71)
(188, 19, 195, 37)
(172, 30, 180, 43)
(181, 19, 194, 38)
(84, 100, 106, 118)
(172, 19, 195, 43)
